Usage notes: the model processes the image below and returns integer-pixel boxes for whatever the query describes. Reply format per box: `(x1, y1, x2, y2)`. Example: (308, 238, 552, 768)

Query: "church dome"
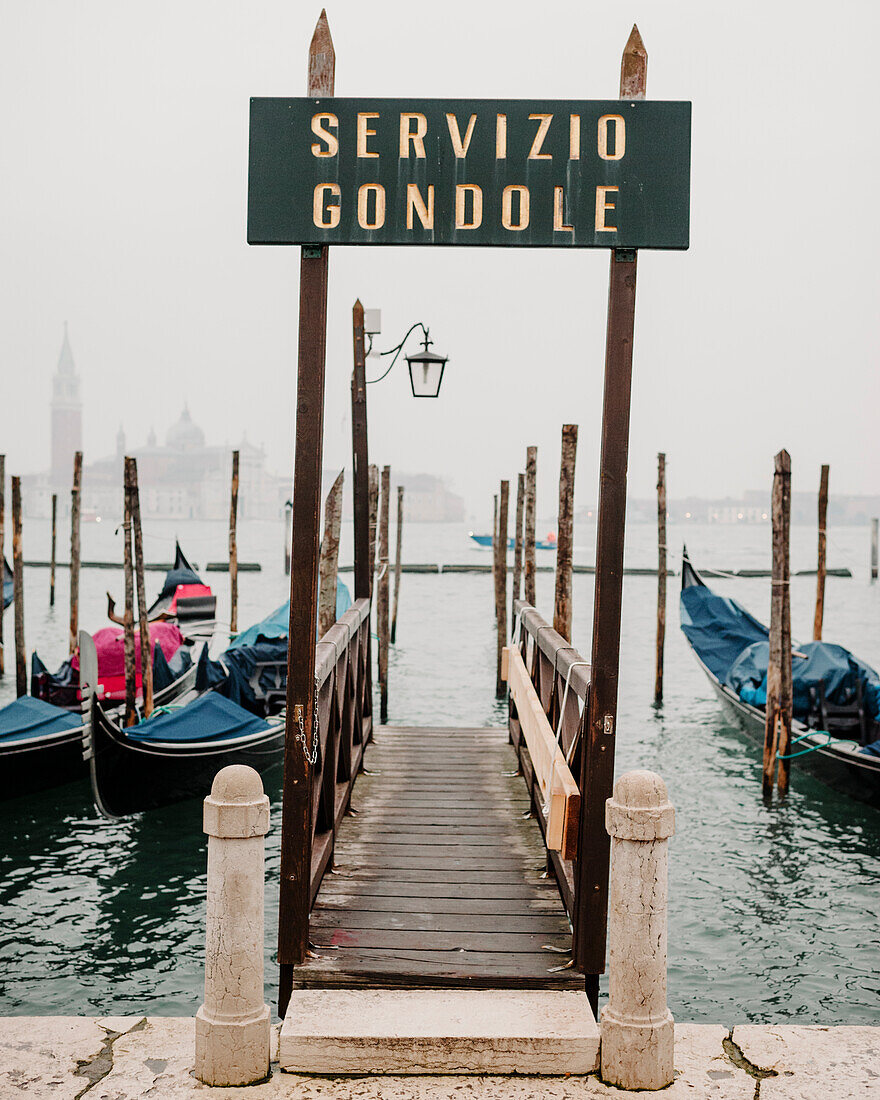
(166, 405, 205, 451)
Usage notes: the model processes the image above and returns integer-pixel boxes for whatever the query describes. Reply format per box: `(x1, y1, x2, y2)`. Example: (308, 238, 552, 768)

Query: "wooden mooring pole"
(871, 518, 878, 583)
(283, 501, 292, 576)
(351, 301, 371, 601)
(11, 476, 25, 697)
(575, 25, 646, 1016)
(279, 10, 335, 1017)
(524, 446, 537, 605)
(378, 465, 391, 722)
(50, 493, 57, 608)
(0, 454, 5, 676)
(317, 470, 343, 639)
(69, 450, 82, 654)
(128, 457, 153, 719)
(229, 450, 239, 635)
(391, 485, 404, 644)
(654, 453, 667, 704)
(813, 464, 829, 641)
(368, 464, 379, 597)
(511, 472, 525, 634)
(494, 480, 509, 697)
(553, 425, 578, 642)
(763, 450, 792, 798)
(122, 460, 137, 727)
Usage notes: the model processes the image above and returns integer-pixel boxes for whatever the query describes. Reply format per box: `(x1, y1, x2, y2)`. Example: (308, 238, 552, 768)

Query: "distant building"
(50, 324, 82, 488)
(395, 473, 464, 522)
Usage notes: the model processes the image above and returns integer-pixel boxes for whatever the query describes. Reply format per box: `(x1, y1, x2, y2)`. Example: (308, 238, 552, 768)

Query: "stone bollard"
(195, 765, 271, 1087)
(600, 770, 675, 1091)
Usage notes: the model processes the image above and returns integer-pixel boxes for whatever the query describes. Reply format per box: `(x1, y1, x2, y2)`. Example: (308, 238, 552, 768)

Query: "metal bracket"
(614, 248, 636, 263)
(303, 244, 323, 258)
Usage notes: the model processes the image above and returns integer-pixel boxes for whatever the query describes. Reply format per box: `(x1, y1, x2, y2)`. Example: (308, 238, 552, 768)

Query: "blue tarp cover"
(196, 640, 288, 713)
(0, 696, 80, 743)
(681, 571, 880, 733)
(126, 691, 270, 743)
(228, 580, 352, 649)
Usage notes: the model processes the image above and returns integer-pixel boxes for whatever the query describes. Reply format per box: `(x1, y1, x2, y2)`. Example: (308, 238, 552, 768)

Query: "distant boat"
(469, 532, 557, 551)
(680, 548, 880, 803)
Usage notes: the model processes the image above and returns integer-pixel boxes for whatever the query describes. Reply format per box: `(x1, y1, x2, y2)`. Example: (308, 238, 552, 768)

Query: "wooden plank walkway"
(296, 726, 580, 990)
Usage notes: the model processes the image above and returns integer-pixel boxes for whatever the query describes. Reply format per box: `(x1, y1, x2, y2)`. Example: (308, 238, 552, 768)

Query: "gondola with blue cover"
(680, 548, 880, 802)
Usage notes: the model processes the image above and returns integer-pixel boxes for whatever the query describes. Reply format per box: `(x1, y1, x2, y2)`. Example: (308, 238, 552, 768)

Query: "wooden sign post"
(574, 26, 647, 1013)
(278, 10, 335, 1018)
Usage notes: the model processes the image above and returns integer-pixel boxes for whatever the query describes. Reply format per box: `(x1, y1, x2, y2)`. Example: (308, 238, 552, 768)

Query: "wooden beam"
(378, 465, 390, 722)
(69, 450, 82, 654)
(505, 647, 579, 858)
(391, 486, 404, 643)
(50, 493, 57, 608)
(813, 464, 828, 641)
(524, 447, 537, 605)
(575, 23, 646, 981)
(279, 7, 335, 1018)
(494, 481, 509, 697)
(122, 458, 137, 727)
(511, 472, 525, 634)
(764, 449, 792, 797)
(128, 457, 153, 718)
(318, 470, 344, 639)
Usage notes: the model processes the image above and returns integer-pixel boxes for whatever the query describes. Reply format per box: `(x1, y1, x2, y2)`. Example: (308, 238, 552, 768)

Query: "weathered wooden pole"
(317, 470, 343, 638)
(378, 465, 391, 722)
(283, 501, 292, 575)
(69, 450, 82, 654)
(763, 450, 792, 798)
(654, 453, 667, 704)
(351, 301, 371, 601)
(368, 463, 379, 597)
(524, 447, 537, 605)
(553, 425, 578, 642)
(391, 485, 404, 643)
(494, 480, 509, 697)
(871, 518, 878, 583)
(122, 460, 137, 727)
(575, 26, 646, 1015)
(50, 493, 57, 608)
(813, 464, 829, 641)
(279, 10, 335, 1017)
(127, 457, 153, 719)
(0, 454, 5, 676)
(492, 492, 499, 595)
(229, 450, 240, 635)
(511, 472, 525, 633)
(11, 476, 25, 697)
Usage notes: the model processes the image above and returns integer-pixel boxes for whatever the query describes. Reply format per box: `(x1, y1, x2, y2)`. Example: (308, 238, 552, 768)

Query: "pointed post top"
(353, 298, 363, 315)
(620, 24, 647, 100)
(774, 449, 792, 474)
(308, 10, 336, 96)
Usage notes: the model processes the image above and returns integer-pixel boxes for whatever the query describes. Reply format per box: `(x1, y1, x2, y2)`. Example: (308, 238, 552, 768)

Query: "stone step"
(279, 989, 599, 1075)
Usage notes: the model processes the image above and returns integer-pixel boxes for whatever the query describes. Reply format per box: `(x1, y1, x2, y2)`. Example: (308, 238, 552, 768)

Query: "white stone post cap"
(203, 765, 270, 838)
(605, 770, 674, 840)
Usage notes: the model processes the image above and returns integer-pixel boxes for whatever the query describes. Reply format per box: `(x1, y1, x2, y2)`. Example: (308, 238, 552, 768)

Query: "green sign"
(248, 98, 691, 250)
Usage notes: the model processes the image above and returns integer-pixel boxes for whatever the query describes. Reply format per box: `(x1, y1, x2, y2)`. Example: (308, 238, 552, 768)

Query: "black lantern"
(405, 337, 447, 398)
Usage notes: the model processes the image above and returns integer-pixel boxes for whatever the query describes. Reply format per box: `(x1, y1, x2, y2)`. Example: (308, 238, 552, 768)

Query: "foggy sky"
(1, 1, 878, 519)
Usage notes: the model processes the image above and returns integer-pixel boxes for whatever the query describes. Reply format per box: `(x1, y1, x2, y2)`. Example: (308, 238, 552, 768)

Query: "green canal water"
(1, 517, 878, 1022)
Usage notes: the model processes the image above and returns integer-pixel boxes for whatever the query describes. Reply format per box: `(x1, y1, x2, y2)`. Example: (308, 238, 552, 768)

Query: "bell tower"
(51, 323, 83, 486)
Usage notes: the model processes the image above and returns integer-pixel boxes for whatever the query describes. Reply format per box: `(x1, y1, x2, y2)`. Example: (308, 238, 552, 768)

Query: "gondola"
(146, 541, 216, 634)
(680, 548, 880, 802)
(86, 681, 285, 819)
(0, 638, 198, 800)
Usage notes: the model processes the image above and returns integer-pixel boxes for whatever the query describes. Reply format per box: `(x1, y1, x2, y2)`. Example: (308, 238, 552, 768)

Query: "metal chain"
(295, 680, 320, 766)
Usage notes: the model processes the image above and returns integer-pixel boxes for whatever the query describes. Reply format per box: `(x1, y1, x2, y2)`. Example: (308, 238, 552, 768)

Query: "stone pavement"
(1, 1017, 877, 1098)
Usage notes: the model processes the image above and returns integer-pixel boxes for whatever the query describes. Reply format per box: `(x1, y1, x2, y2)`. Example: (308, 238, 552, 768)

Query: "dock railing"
(508, 600, 591, 957)
(306, 596, 373, 904)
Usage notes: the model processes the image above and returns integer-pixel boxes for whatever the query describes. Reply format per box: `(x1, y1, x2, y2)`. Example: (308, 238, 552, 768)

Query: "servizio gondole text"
(247, 99, 691, 249)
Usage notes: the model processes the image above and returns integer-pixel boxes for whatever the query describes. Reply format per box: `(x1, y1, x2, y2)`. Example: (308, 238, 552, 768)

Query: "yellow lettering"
(358, 183, 386, 229)
(446, 113, 477, 158)
(569, 114, 580, 160)
(597, 114, 625, 160)
(357, 113, 379, 158)
(502, 185, 530, 231)
(454, 184, 482, 229)
(496, 114, 507, 159)
(311, 113, 338, 157)
(528, 113, 553, 160)
(406, 183, 434, 229)
(594, 186, 618, 232)
(553, 186, 573, 233)
(399, 113, 427, 158)
(313, 183, 341, 229)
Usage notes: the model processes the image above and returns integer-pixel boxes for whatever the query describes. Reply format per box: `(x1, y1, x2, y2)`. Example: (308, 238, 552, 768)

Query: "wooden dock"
(296, 725, 579, 991)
